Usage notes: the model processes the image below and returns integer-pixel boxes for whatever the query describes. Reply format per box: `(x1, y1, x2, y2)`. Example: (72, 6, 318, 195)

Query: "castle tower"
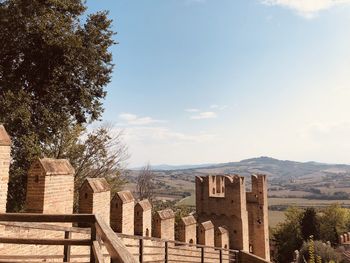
(178, 215, 197, 244)
(198, 221, 214, 246)
(110, 190, 135, 234)
(25, 158, 74, 214)
(79, 178, 110, 224)
(246, 174, 270, 260)
(153, 209, 175, 240)
(215, 226, 229, 249)
(134, 199, 152, 237)
(0, 125, 11, 212)
(196, 175, 249, 251)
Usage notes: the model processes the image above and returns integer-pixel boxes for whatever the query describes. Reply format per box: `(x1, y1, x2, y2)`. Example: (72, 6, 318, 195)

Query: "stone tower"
(0, 125, 11, 212)
(110, 190, 135, 234)
(247, 174, 270, 260)
(25, 158, 74, 214)
(79, 178, 111, 224)
(196, 175, 249, 251)
(134, 199, 152, 237)
(196, 174, 270, 260)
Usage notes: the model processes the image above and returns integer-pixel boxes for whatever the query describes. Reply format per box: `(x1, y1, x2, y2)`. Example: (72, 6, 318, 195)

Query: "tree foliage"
(273, 205, 350, 262)
(319, 204, 350, 245)
(272, 207, 304, 263)
(0, 0, 115, 211)
(44, 123, 129, 210)
(301, 207, 320, 241)
(298, 239, 341, 263)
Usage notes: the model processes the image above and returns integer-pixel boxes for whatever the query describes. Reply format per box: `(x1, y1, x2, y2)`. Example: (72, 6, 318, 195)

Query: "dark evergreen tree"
(300, 208, 320, 241)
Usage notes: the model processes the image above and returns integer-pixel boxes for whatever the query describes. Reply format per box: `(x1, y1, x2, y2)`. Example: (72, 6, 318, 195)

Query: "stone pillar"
(215, 226, 229, 249)
(0, 125, 11, 212)
(25, 158, 74, 214)
(178, 215, 197, 244)
(198, 221, 214, 246)
(246, 174, 270, 260)
(153, 209, 175, 240)
(134, 199, 152, 237)
(110, 191, 135, 234)
(79, 178, 111, 224)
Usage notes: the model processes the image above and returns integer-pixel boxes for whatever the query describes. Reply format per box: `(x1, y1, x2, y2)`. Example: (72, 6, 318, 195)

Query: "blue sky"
(87, 0, 350, 167)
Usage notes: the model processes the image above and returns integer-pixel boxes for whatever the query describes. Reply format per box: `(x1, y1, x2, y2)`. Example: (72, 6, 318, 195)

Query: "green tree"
(298, 238, 341, 263)
(272, 207, 304, 263)
(319, 204, 350, 245)
(301, 208, 320, 241)
(0, 0, 115, 211)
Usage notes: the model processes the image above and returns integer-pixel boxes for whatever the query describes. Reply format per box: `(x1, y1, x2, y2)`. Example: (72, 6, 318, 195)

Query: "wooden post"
(201, 247, 204, 263)
(90, 223, 96, 262)
(139, 238, 144, 263)
(219, 249, 222, 263)
(165, 241, 168, 263)
(63, 231, 71, 262)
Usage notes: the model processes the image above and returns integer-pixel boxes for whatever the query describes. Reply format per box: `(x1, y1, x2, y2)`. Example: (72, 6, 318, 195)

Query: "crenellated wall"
(0, 125, 271, 263)
(196, 174, 270, 260)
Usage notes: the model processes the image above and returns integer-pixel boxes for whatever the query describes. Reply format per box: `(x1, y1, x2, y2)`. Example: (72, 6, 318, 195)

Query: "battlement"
(0, 125, 271, 262)
(196, 174, 270, 260)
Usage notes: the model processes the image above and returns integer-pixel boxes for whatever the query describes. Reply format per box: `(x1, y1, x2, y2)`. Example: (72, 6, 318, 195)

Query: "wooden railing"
(0, 213, 137, 263)
(116, 233, 239, 263)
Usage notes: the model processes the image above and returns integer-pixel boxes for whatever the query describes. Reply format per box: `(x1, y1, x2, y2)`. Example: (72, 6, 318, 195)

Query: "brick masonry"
(0, 125, 10, 213)
(0, 125, 270, 262)
(196, 174, 270, 260)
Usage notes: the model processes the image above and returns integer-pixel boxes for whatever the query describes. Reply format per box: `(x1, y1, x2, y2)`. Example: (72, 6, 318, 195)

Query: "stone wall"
(79, 178, 110, 224)
(0, 125, 10, 213)
(238, 251, 271, 263)
(26, 158, 74, 214)
(111, 191, 135, 235)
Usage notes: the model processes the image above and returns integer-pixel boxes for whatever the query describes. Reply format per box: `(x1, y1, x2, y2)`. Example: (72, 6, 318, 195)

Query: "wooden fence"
(117, 233, 238, 263)
(0, 213, 136, 263)
(0, 213, 240, 263)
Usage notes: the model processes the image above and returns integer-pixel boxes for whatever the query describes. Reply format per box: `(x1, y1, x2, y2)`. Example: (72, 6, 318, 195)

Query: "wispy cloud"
(261, 0, 350, 18)
(119, 113, 165, 125)
(210, 104, 228, 110)
(190, 111, 217, 120)
(123, 126, 216, 143)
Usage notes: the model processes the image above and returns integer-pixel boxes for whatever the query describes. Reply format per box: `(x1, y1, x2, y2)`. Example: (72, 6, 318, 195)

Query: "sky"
(86, 0, 350, 167)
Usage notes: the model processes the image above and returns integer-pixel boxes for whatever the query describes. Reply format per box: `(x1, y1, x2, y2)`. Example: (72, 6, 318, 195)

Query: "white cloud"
(210, 104, 228, 110)
(190, 111, 217, 120)
(119, 113, 165, 125)
(123, 126, 216, 143)
(185, 108, 200, 112)
(261, 0, 350, 18)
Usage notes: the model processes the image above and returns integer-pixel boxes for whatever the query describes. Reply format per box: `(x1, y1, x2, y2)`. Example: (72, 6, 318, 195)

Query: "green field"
(268, 211, 285, 228)
(269, 197, 350, 207)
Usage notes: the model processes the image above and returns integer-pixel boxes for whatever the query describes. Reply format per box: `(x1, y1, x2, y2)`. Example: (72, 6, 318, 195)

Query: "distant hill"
(126, 156, 350, 206)
(134, 156, 350, 183)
